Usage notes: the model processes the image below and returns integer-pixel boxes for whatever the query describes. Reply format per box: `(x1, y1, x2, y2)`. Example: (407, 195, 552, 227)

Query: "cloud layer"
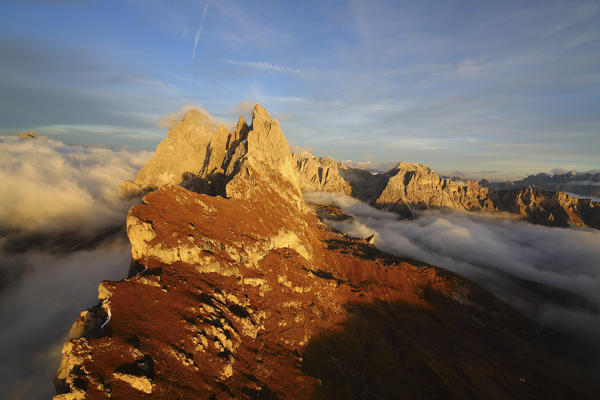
(157, 104, 233, 130)
(0, 240, 131, 400)
(304, 191, 600, 348)
(0, 135, 151, 235)
(0, 136, 152, 398)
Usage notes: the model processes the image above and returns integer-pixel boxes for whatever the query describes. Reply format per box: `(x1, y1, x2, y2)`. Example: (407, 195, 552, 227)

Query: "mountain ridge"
(55, 105, 595, 399)
(292, 152, 600, 228)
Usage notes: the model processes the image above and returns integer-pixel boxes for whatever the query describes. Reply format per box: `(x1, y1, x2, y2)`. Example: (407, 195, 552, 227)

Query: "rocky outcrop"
(491, 186, 600, 228)
(374, 162, 494, 218)
(293, 153, 353, 195)
(120, 109, 222, 196)
(56, 105, 593, 399)
(121, 105, 302, 207)
(293, 152, 387, 202)
(294, 153, 600, 228)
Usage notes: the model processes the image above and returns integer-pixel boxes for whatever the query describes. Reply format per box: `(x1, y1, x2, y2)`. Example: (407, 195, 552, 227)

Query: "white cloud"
(0, 134, 151, 397)
(157, 104, 232, 130)
(0, 240, 130, 399)
(340, 159, 397, 173)
(0, 135, 151, 235)
(304, 191, 600, 348)
(218, 59, 312, 78)
(192, 1, 210, 59)
(234, 100, 257, 119)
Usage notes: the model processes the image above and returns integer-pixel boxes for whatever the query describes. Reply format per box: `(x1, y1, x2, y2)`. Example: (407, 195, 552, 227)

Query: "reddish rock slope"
(55, 106, 591, 399)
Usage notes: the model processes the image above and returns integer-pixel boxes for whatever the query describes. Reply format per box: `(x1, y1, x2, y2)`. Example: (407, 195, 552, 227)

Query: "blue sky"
(0, 0, 599, 179)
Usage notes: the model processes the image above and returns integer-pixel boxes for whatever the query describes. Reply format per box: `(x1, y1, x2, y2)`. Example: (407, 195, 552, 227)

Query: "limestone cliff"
(293, 153, 600, 228)
(293, 153, 353, 195)
(120, 109, 222, 196)
(56, 105, 592, 399)
(292, 152, 387, 202)
(491, 186, 600, 228)
(374, 162, 493, 218)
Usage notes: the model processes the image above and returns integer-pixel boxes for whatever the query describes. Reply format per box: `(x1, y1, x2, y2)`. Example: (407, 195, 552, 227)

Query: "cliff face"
(120, 110, 221, 195)
(292, 153, 387, 202)
(293, 153, 600, 228)
(56, 105, 591, 399)
(374, 162, 494, 218)
(491, 186, 600, 228)
(293, 153, 353, 195)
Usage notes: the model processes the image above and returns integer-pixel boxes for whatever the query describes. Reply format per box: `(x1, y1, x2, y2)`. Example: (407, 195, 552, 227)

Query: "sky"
(0, 0, 599, 179)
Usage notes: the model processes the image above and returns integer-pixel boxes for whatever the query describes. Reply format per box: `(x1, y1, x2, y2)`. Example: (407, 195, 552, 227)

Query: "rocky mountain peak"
(244, 105, 300, 191)
(120, 108, 222, 196)
(212, 105, 304, 214)
(250, 104, 271, 130)
(230, 115, 249, 145)
(390, 161, 431, 173)
(56, 104, 595, 399)
(292, 152, 599, 228)
(180, 108, 219, 128)
(118, 104, 306, 218)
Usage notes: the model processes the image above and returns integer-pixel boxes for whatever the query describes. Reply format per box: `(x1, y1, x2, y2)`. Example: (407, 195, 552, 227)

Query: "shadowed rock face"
(56, 105, 594, 399)
(293, 153, 600, 228)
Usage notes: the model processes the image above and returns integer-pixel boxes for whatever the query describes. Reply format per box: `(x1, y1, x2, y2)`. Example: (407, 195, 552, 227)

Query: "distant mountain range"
(293, 153, 600, 229)
(480, 171, 600, 202)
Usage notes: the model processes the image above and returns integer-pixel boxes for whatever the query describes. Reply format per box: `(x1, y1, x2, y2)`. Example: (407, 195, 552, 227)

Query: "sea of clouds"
(0, 135, 151, 234)
(0, 135, 152, 399)
(304, 191, 600, 349)
(0, 244, 130, 399)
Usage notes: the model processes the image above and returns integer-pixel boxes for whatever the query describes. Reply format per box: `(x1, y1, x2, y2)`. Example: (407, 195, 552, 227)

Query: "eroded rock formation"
(56, 105, 592, 399)
(294, 153, 600, 228)
(292, 152, 387, 202)
(120, 109, 222, 196)
(374, 162, 494, 218)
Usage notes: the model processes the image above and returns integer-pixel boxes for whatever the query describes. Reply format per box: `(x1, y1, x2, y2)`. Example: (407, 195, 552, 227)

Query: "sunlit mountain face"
(0, 1, 598, 399)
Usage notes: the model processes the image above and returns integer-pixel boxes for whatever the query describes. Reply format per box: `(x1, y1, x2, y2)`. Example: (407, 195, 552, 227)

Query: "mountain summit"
(56, 105, 592, 399)
(293, 153, 600, 228)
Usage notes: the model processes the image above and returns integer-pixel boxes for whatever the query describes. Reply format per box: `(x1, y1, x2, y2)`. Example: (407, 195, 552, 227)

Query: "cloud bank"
(0, 136, 151, 236)
(157, 104, 233, 131)
(0, 240, 131, 400)
(304, 191, 600, 348)
(0, 135, 152, 398)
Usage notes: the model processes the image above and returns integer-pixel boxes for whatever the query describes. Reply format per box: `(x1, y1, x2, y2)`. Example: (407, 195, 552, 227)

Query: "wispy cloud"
(192, 1, 209, 59)
(218, 58, 312, 77)
(156, 104, 233, 130)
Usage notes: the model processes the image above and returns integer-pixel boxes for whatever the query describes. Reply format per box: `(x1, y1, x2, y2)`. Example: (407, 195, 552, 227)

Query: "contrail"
(192, 1, 209, 59)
